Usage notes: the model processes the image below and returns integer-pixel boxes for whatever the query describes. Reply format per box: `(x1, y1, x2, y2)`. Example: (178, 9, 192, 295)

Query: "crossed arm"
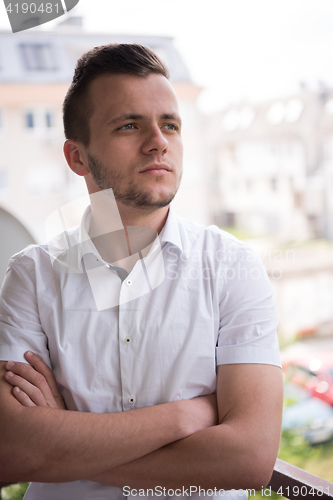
(0, 352, 283, 491)
(89, 361, 283, 491)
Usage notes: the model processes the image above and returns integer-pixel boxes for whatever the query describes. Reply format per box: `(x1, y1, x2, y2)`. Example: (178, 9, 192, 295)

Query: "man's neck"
(116, 202, 170, 236)
(88, 195, 169, 268)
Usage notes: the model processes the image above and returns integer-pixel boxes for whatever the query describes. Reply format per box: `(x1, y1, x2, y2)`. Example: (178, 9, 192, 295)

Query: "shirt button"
(128, 397, 135, 404)
(125, 337, 132, 344)
(126, 279, 133, 286)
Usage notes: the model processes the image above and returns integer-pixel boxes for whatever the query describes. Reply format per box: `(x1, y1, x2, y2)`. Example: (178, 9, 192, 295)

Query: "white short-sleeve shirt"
(0, 205, 281, 500)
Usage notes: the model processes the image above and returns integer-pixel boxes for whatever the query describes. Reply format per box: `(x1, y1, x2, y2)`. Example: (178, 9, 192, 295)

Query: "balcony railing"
(1, 460, 333, 499)
(268, 459, 333, 499)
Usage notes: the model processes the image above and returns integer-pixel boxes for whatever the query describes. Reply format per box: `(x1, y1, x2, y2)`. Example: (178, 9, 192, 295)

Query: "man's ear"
(63, 139, 90, 177)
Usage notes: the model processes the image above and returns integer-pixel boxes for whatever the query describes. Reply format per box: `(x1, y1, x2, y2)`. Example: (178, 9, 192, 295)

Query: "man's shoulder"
(8, 224, 81, 271)
(9, 243, 50, 266)
(174, 212, 253, 257)
(174, 212, 241, 240)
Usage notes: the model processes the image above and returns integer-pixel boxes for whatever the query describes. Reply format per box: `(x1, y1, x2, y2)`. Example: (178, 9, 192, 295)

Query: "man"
(0, 44, 283, 499)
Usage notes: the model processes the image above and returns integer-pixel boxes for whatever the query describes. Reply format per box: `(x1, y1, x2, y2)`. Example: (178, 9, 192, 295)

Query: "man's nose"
(141, 126, 168, 155)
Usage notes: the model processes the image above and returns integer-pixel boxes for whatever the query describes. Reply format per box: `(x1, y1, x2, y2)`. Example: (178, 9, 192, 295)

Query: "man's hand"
(4, 351, 66, 410)
(4, 351, 218, 439)
(4, 353, 218, 434)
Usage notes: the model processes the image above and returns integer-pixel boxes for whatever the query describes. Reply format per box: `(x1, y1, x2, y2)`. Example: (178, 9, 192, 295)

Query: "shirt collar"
(78, 206, 101, 262)
(156, 204, 183, 254)
(76, 202, 184, 267)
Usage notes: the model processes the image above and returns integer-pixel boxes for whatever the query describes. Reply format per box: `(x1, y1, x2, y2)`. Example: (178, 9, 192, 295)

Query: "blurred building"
(208, 87, 333, 242)
(207, 90, 333, 340)
(0, 18, 209, 284)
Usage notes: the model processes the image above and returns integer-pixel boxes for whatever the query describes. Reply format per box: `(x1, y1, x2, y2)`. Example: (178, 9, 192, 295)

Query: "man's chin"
(130, 197, 173, 210)
(116, 189, 177, 210)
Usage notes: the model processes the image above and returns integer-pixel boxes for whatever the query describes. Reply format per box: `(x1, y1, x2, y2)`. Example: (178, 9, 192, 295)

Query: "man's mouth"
(140, 164, 171, 175)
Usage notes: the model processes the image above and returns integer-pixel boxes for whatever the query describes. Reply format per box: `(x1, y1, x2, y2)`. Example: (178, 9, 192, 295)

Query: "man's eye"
(162, 124, 178, 131)
(119, 123, 135, 130)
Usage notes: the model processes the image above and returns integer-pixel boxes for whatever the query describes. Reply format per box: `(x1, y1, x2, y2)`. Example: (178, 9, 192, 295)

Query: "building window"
(25, 112, 34, 128)
(23, 108, 56, 132)
(20, 44, 56, 71)
(45, 111, 53, 128)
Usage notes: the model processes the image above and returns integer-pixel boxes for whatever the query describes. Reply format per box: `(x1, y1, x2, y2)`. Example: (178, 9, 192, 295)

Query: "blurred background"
(0, 0, 333, 498)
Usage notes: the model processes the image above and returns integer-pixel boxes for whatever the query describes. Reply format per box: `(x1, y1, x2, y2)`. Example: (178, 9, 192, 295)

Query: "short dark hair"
(63, 43, 170, 146)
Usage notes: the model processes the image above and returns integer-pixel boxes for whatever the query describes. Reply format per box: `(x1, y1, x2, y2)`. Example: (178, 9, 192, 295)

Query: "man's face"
(84, 72, 183, 210)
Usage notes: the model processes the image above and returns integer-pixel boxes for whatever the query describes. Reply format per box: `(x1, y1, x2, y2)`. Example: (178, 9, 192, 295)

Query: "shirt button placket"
(124, 334, 134, 406)
(119, 277, 135, 411)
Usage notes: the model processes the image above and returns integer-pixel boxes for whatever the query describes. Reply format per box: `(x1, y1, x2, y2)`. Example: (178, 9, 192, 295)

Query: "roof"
(0, 29, 192, 84)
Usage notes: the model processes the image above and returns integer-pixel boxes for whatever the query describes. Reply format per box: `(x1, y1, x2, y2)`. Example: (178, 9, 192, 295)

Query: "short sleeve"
(216, 242, 281, 368)
(0, 253, 51, 367)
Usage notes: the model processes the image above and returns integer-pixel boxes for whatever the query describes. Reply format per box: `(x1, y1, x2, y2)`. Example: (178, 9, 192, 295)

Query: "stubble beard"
(87, 153, 182, 210)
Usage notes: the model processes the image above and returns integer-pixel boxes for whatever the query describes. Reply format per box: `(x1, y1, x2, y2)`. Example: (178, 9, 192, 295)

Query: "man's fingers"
(5, 360, 49, 392)
(5, 359, 62, 409)
(24, 351, 60, 398)
(5, 371, 48, 407)
(12, 386, 36, 408)
(5, 354, 66, 410)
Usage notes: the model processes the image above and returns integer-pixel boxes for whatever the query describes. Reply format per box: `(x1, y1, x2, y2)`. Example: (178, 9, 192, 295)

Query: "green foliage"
(278, 428, 322, 464)
(1, 482, 29, 500)
(255, 428, 333, 499)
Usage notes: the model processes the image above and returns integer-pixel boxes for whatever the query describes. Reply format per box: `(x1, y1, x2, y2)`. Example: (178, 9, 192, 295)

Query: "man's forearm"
(0, 391, 215, 483)
(90, 364, 283, 493)
(0, 401, 184, 482)
(89, 421, 275, 492)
